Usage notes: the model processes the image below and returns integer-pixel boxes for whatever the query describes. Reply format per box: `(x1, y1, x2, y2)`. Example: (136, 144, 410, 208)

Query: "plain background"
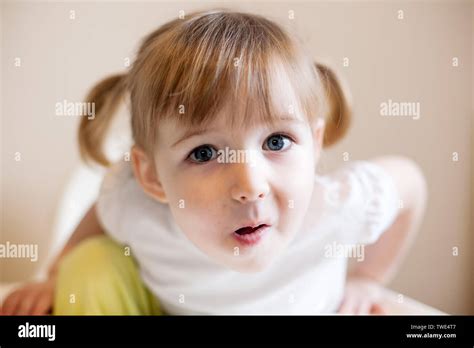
(1, 1, 473, 314)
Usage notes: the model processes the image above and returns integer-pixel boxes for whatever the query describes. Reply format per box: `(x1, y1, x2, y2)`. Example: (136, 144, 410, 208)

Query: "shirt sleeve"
(329, 160, 401, 245)
(95, 160, 137, 245)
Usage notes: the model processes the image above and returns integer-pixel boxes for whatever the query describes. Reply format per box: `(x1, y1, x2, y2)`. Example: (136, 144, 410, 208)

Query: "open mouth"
(233, 224, 270, 246)
(234, 224, 267, 235)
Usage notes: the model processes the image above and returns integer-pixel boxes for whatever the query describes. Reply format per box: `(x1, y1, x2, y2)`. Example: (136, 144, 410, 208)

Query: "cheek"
(276, 144, 315, 191)
(164, 171, 227, 242)
(169, 198, 225, 256)
(164, 166, 220, 206)
(273, 147, 315, 229)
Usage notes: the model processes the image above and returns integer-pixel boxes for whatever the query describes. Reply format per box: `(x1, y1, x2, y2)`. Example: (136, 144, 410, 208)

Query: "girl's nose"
(230, 163, 270, 204)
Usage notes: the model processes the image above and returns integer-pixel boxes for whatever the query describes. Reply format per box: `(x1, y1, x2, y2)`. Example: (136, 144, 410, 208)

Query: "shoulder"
(326, 158, 401, 206)
(367, 156, 427, 211)
(324, 158, 404, 244)
(99, 160, 134, 194)
(96, 161, 170, 245)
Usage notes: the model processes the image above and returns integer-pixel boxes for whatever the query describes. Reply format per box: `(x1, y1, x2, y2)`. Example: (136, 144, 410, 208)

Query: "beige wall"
(1, 1, 472, 314)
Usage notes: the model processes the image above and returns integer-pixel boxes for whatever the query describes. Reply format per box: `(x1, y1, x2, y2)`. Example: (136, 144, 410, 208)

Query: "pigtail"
(315, 63, 352, 148)
(78, 74, 127, 167)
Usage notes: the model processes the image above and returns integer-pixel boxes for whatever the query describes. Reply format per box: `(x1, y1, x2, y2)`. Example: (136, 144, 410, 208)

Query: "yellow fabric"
(53, 235, 162, 315)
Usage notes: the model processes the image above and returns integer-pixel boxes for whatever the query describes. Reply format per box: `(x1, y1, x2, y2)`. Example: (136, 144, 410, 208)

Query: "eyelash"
(186, 133, 296, 164)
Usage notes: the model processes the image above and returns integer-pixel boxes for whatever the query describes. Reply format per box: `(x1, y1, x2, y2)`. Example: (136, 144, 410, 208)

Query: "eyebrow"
(171, 128, 218, 148)
(171, 116, 305, 148)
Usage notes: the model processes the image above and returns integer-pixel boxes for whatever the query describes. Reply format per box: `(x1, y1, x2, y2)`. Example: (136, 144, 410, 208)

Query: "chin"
(224, 254, 276, 274)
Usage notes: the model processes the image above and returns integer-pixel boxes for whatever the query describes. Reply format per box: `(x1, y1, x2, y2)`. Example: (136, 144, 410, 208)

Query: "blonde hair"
(79, 9, 351, 167)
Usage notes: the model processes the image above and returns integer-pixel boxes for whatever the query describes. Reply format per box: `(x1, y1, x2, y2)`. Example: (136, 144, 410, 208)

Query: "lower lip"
(232, 225, 270, 246)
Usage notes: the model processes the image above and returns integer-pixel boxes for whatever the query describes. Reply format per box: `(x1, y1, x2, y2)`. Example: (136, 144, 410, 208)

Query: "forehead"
(267, 62, 304, 119)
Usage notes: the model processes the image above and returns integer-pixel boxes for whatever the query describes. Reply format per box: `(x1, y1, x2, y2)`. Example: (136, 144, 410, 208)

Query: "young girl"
(2, 9, 427, 315)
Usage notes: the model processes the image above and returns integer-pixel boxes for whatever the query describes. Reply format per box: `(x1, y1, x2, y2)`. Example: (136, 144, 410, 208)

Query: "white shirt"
(96, 160, 400, 315)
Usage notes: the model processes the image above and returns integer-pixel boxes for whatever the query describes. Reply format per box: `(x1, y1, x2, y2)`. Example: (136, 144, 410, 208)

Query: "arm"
(339, 156, 428, 314)
(1, 202, 104, 315)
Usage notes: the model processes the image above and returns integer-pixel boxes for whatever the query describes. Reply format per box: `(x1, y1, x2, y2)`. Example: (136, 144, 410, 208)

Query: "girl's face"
(145, 80, 324, 273)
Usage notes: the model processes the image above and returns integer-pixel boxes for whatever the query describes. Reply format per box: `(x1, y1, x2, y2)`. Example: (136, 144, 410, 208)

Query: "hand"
(337, 276, 387, 315)
(1, 276, 56, 315)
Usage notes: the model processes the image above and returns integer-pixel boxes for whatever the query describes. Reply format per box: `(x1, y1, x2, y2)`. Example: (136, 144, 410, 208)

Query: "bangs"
(132, 11, 324, 147)
(81, 9, 350, 167)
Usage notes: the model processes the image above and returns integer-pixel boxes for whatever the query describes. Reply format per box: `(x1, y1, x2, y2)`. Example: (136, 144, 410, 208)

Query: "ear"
(131, 145, 168, 203)
(313, 118, 326, 161)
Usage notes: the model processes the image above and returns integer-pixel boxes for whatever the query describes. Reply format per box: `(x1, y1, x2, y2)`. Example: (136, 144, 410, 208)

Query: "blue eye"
(264, 134, 292, 151)
(188, 145, 217, 163)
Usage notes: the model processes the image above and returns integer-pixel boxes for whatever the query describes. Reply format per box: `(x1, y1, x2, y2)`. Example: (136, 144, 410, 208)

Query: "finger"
(2, 291, 22, 315)
(370, 303, 387, 315)
(356, 300, 372, 315)
(31, 292, 53, 316)
(15, 291, 41, 315)
(337, 298, 355, 314)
